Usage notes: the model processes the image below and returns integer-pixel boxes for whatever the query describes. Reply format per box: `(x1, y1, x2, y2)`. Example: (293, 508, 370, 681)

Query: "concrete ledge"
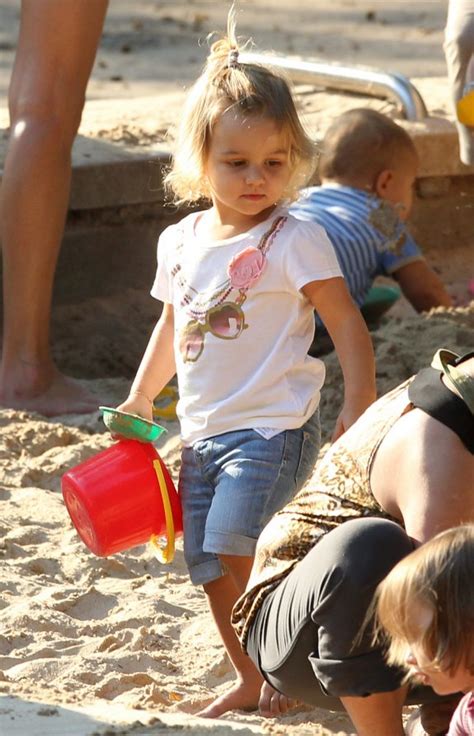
(403, 116, 473, 179)
(70, 137, 170, 210)
(344, 76, 472, 178)
(58, 114, 474, 208)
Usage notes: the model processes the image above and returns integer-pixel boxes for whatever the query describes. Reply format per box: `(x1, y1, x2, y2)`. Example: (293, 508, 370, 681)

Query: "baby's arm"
(303, 277, 376, 440)
(392, 261, 453, 312)
(117, 302, 176, 421)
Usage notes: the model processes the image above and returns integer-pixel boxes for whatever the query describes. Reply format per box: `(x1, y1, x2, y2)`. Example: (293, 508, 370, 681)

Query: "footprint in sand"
(24, 557, 62, 578)
(95, 633, 132, 653)
(0, 539, 28, 559)
(53, 587, 118, 621)
(94, 672, 156, 699)
(5, 527, 49, 546)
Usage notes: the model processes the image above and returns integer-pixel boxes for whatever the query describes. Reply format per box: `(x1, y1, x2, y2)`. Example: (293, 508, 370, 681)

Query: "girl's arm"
(302, 277, 376, 441)
(117, 302, 176, 421)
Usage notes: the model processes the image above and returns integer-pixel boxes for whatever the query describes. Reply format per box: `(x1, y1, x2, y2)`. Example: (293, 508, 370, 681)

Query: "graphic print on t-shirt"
(174, 216, 287, 363)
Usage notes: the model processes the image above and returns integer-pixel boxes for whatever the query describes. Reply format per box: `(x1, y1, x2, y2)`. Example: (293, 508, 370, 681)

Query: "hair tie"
(227, 49, 239, 69)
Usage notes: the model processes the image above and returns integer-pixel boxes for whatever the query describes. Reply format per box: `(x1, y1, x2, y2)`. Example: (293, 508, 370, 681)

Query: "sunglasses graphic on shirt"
(179, 301, 248, 363)
(176, 216, 287, 364)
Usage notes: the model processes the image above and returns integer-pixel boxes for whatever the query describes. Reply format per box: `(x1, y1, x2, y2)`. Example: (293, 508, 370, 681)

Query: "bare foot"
(0, 368, 98, 416)
(258, 681, 299, 717)
(197, 678, 262, 719)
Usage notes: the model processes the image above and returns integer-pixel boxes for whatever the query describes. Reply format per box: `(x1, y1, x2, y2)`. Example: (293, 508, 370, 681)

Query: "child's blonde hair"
(319, 108, 417, 188)
(165, 8, 317, 204)
(375, 525, 474, 678)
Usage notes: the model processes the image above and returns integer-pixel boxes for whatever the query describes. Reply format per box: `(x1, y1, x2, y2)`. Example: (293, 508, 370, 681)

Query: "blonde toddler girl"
(117, 10, 375, 718)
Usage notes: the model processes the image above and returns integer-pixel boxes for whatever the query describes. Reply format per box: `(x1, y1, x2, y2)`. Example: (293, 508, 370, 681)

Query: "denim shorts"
(178, 411, 321, 585)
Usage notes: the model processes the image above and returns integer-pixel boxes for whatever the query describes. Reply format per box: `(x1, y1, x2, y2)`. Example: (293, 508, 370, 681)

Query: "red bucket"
(61, 439, 182, 561)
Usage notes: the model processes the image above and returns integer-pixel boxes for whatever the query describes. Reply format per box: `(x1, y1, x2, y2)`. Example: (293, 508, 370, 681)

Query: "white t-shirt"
(151, 207, 342, 445)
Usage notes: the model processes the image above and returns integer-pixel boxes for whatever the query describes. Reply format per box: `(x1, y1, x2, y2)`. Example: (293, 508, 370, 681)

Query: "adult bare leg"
(0, 0, 108, 415)
(341, 688, 407, 736)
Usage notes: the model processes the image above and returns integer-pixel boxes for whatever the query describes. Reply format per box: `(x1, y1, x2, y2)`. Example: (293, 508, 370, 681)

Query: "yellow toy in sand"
(457, 84, 474, 126)
(153, 384, 178, 421)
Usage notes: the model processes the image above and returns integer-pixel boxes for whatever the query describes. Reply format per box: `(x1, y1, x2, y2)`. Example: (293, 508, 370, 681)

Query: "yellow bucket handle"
(149, 459, 175, 564)
(153, 385, 178, 420)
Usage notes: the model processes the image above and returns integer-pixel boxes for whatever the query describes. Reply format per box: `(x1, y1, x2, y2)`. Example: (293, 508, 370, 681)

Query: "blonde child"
(117, 11, 375, 718)
(375, 526, 474, 736)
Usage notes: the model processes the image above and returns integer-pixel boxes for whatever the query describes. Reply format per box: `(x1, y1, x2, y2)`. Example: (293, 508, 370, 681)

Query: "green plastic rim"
(99, 406, 167, 443)
(363, 285, 401, 307)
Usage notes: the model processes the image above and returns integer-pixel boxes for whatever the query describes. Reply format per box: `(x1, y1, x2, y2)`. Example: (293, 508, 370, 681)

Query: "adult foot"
(197, 679, 261, 719)
(0, 369, 98, 416)
(258, 681, 299, 717)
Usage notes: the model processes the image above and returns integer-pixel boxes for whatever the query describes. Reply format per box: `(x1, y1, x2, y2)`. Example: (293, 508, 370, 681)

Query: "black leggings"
(246, 518, 443, 710)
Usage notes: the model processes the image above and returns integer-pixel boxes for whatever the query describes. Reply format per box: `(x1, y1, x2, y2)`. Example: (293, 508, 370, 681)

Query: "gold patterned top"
(232, 378, 412, 650)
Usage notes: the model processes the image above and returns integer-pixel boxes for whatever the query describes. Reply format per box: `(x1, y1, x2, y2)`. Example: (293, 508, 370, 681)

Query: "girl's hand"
(116, 391, 154, 423)
(332, 393, 374, 442)
(303, 278, 376, 442)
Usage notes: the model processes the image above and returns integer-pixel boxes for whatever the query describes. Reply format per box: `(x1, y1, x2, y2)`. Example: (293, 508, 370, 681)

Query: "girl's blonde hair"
(165, 7, 317, 204)
(374, 526, 474, 678)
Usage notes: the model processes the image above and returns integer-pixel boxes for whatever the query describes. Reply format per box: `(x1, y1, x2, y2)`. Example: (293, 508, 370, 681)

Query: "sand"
(1, 1, 473, 734)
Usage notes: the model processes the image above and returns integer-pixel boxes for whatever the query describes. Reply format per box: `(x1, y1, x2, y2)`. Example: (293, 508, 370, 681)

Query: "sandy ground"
(1, 2, 473, 735)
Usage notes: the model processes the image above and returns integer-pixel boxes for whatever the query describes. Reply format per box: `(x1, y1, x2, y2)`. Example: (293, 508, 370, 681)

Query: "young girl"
(375, 526, 474, 736)
(117, 11, 375, 718)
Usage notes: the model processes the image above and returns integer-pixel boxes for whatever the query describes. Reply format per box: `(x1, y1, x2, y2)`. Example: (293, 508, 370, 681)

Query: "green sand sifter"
(100, 406, 167, 443)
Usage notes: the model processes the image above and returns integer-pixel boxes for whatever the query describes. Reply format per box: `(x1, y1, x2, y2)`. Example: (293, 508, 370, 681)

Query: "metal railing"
(241, 52, 428, 122)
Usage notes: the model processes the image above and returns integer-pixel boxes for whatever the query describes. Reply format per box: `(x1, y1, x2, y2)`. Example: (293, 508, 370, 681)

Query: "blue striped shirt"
(290, 184, 422, 308)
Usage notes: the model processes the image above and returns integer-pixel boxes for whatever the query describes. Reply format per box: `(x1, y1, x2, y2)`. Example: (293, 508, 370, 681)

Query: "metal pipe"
(240, 52, 428, 122)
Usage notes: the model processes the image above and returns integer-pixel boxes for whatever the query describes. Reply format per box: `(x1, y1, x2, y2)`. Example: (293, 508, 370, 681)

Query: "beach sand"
(1, 1, 473, 734)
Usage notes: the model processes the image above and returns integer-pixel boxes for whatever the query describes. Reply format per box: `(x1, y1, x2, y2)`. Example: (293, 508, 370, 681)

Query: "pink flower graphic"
(228, 246, 266, 290)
